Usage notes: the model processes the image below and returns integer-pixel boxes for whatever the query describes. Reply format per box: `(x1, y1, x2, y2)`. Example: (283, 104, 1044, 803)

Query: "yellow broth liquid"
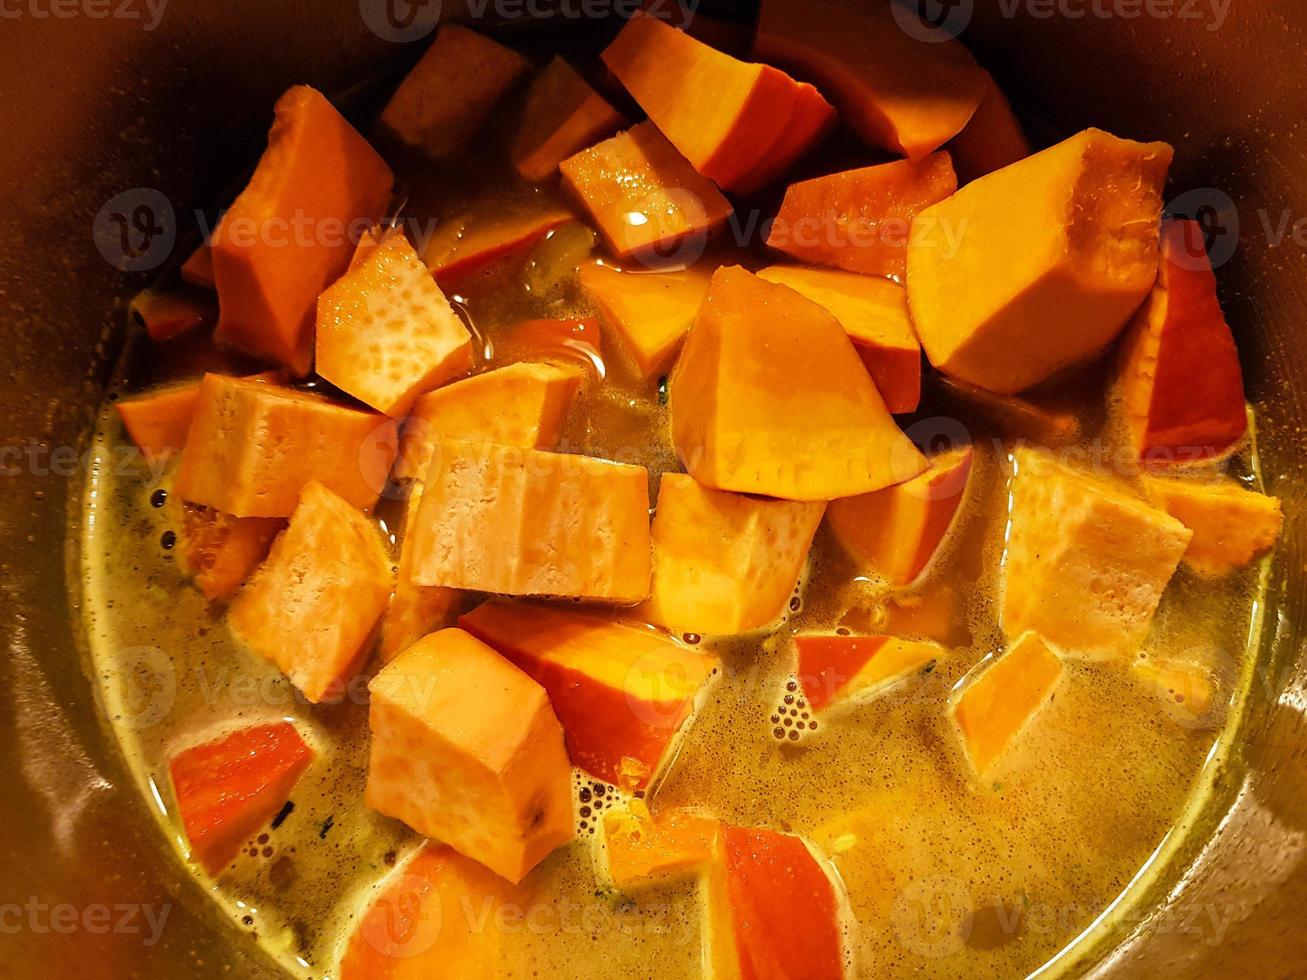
(80, 137, 1265, 979)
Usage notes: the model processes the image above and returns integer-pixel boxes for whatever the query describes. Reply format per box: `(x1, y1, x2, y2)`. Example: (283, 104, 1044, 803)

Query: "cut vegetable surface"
(379, 484, 463, 664)
(1141, 475, 1282, 577)
(423, 207, 573, 287)
(511, 56, 628, 182)
(116, 382, 200, 466)
(178, 505, 284, 602)
(600, 805, 720, 890)
(796, 633, 945, 714)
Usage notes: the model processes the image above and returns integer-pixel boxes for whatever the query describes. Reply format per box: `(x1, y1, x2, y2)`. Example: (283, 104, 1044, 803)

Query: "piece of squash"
(177, 504, 284, 602)
(378, 483, 463, 664)
(116, 382, 200, 467)
(796, 633, 945, 714)
(423, 206, 573, 287)
(948, 72, 1030, 184)
(600, 804, 720, 891)
(1140, 475, 1282, 577)
(511, 56, 628, 183)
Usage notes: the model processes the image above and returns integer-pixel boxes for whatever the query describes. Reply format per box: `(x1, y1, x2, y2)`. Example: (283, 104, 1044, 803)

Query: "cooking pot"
(1, 2, 1303, 977)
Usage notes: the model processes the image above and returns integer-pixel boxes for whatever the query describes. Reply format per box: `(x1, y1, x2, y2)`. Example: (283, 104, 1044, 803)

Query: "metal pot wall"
(0, 2, 1303, 977)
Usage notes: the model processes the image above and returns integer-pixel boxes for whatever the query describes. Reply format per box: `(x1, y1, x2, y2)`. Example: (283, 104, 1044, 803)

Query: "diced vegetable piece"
(948, 72, 1030, 184)
(423, 207, 573, 287)
(579, 261, 712, 381)
(408, 440, 651, 602)
(1140, 475, 1282, 577)
(949, 631, 1063, 776)
(600, 804, 719, 890)
(169, 722, 313, 876)
(500, 317, 603, 378)
(731, 82, 838, 195)
(826, 446, 973, 588)
(703, 824, 847, 980)
(560, 121, 733, 261)
(180, 243, 216, 288)
(511, 56, 628, 182)
(365, 628, 574, 882)
(767, 153, 957, 281)
(395, 362, 583, 481)
(228, 482, 392, 702)
(1117, 219, 1248, 466)
(602, 12, 833, 193)
(645, 473, 825, 635)
(211, 86, 393, 376)
(130, 289, 213, 342)
(115, 382, 200, 466)
(756, 265, 920, 413)
(936, 376, 1081, 446)
(795, 634, 944, 713)
(379, 484, 463, 664)
(460, 600, 718, 790)
(178, 505, 284, 602)
(908, 128, 1173, 394)
(175, 374, 396, 518)
(338, 843, 513, 979)
(1002, 448, 1192, 658)
(670, 266, 926, 501)
(378, 25, 531, 159)
(754, 0, 987, 159)
(1131, 656, 1216, 718)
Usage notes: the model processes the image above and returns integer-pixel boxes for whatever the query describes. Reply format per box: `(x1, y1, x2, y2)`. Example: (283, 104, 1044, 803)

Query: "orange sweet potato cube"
(378, 484, 463, 664)
(379, 25, 531, 159)
(669, 266, 926, 500)
(365, 628, 574, 883)
(1140, 475, 1282, 578)
(408, 440, 651, 602)
(228, 482, 392, 702)
(130, 288, 213, 342)
(511, 56, 628, 183)
(116, 382, 200, 467)
(600, 804, 719, 890)
(174, 374, 395, 518)
(178, 505, 284, 602)
(212, 86, 393, 375)
(767, 153, 957, 280)
(948, 72, 1030, 184)
(796, 633, 945, 714)
(460, 600, 718, 790)
(560, 121, 733, 262)
(423, 206, 573, 287)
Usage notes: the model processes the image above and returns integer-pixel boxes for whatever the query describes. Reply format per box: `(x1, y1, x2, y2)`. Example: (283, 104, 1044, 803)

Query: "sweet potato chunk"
(1140, 475, 1282, 577)
(795, 634, 944, 714)
(408, 440, 651, 602)
(366, 628, 574, 883)
(130, 289, 212, 342)
(602, 12, 833, 193)
(211, 86, 393, 375)
(827, 446, 973, 588)
(948, 72, 1030, 184)
(949, 631, 1064, 776)
(229, 482, 392, 702)
(379, 485, 463, 664)
(756, 265, 920, 413)
(169, 722, 313, 876)
(670, 266, 926, 501)
(600, 804, 719, 890)
(1002, 449, 1192, 658)
(116, 382, 200, 466)
(1131, 656, 1216, 719)
(908, 128, 1173, 394)
(1117, 220, 1248, 466)
(175, 374, 395, 518)
(767, 153, 957, 281)
(460, 600, 718, 790)
(645, 473, 825, 635)
(315, 231, 472, 417)
(560, 121, 733, 262)
(754, 0, 987, 159)
(511, 56, 628, 183)
(178, 505, 284, 602)
(423, 206, 572, 287)
(379, 25, 531, 159)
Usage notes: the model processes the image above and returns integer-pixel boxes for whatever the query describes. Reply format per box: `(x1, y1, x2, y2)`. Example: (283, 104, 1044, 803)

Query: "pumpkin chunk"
(116, 382, 200, 467)
(408, 440, 651, 602)
(795, 634, 945, 714)
(670, 266, 926, 501)
(460, 600, 718, 790)
(366, 629, 574, 883)
(948, 72, 1030, 184)
(1140, 475, 1282, 577)
(229, 482, 392, 702)
(177, 505, 284, 602)
(1001, 449, 1191, 659)
(644, 473, 825, 636)
(600, 804, 719, 890)
(908, 128, 1173, 394)
(511, 56, 628, 182)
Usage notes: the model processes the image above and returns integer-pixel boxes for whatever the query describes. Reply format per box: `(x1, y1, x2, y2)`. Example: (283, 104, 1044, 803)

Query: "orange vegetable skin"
(379, 25, 531, 159)
(1002, 449, 1191, 659)
(379, 485, 463, 664)
(169, 722, 313, 876)
(409, 440, 651, 602)
(1141, 475, 1282, 578)
(460, 600, 718, 790)
(559, 121, 733, 261)
(827, 446, 973, 588)
(602, 12, 833, 194)
(130, 289, 212, 342)
(1118, 219, 1248, 466)
(211, 86, 393, 376)
(601, 805, 719, 889)
(670, 266, 926, 501)
(315, 231, 472, 417)
(116, 382, 199, 466)
(908, 128, 1173, 394)
(756, 265, 920, 413)
(365, 629, 574, 883)
(645, 473, 825, 636)
(423, 207, 572, 287)
(175, 374, 396, 518)
(767, 153, 957, 281)
(178, 505, 284, 602)
(754, 0, 987, 159)
(395, 362, 582, 481)
(1131, 657, 1215, 718)
(228, 482, 392, 703)
(950, 632, 1064, 776)
(339, 844, 515, 979)
(948, 72, 1030, 184)
(511, 56, 628, 182)
(796, 634, 944, 713)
